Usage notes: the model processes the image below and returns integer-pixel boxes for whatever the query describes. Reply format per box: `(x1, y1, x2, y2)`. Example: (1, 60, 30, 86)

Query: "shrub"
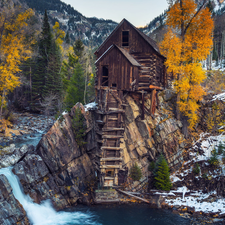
(202, 173, 208, 179)
(148, 161, 155, 172)
(193, 163, 200, 175)
(208, 149, 219, 167)
(129, 163, 142, 181)
(154, 154, 172, 191)
(71, 108, 87, 147)
(217, 142, 225, 155)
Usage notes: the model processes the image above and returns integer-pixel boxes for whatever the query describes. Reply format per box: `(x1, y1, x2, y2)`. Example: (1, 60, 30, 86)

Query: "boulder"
(0, 144, 34, 169)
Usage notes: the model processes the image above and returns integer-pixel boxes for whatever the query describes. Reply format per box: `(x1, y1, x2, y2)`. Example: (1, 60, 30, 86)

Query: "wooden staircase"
(96, 88, 125, 187)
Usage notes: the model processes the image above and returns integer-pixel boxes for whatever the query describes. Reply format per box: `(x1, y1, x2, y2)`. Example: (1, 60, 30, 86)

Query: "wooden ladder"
(97, 88, 125, 187)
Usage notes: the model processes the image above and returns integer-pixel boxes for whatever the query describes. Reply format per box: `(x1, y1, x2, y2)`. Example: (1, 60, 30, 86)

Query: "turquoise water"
(66, 204, 191, 225)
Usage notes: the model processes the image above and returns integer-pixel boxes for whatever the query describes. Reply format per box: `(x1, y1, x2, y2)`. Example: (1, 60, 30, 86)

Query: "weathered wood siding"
(96, 20, 156, 58)
(96, 47, 136, 91)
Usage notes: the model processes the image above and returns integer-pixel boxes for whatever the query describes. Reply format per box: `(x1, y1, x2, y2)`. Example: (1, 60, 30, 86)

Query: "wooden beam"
(102, 128, 124, 132)
(149, 85, 163, 90)
(102, 135, 124, 139)
(100, 157, 122, 161)
(101, 147, 122, 150)
(116, 189, 150, 204)
(100, 165, 121, 169)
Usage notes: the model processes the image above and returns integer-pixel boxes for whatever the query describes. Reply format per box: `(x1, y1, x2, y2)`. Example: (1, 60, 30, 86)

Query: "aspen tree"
(0, 6, 34, 119)
(161, 0, 214, 129)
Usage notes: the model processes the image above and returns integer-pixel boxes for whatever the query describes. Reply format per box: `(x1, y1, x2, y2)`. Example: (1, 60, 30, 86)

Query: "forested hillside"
(22, 0, 118, 46)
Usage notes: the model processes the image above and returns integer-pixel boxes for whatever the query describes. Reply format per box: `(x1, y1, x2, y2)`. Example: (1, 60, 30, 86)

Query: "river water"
(0, 167, 192, 225)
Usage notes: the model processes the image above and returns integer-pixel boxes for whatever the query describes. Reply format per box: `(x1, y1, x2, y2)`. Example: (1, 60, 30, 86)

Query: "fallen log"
(116, 189, 150, 204)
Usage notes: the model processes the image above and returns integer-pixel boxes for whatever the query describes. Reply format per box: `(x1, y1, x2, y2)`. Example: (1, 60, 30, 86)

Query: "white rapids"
(0, 167, 99, 225)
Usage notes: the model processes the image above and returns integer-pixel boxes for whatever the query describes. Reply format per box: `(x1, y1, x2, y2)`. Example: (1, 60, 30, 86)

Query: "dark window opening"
(112, 83, 117, 87)
(106, 170, 114, 177)
(102, 66, 108, 86)
(122, 31, 129, 46)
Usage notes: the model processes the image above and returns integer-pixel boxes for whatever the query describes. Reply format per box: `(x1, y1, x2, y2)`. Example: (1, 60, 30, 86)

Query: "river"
(0, 167, 192, 225)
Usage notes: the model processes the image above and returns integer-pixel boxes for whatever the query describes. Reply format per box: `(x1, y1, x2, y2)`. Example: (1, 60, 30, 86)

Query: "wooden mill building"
(94, 19, 166, 188)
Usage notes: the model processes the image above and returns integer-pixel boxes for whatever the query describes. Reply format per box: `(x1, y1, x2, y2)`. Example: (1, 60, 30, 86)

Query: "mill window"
(122, 31, 129, 46)
(102, 66, 108, 86)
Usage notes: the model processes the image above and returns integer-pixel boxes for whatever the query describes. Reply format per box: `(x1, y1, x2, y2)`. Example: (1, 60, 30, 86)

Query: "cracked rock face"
(121, 92, 185, 178)
(0, 175, 30, 225)
(12, 103, 95, 210)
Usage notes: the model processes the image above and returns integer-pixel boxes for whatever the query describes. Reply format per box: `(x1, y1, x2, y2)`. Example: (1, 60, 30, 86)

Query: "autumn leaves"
(0, 6, 34, 119)
(160, 0, 214, 129)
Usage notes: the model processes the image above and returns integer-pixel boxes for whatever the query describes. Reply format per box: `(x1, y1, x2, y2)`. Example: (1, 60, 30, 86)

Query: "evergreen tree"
(154, 155, 172, 191)
(72, 108, 87, 147)
(129, 162, 142, 181)
(64, 63, 85, 110)
(45, 41, 63, 97)
(32, 10, 53, 101)
(65, 31, 70, 44)
(73, 39, 84, 58)
(32, 10, 63, 111)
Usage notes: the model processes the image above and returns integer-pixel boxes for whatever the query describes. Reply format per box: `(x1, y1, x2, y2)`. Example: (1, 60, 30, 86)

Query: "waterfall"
(0, 167, 99, 225)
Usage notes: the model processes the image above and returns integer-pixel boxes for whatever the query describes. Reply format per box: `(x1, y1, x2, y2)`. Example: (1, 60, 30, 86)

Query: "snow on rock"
(212, 92, 225, 102)
(170, 174, 182, 182)
(166, 189, 225, 214)
(84, 102, 98, 111)
(189, 133, 225, 163)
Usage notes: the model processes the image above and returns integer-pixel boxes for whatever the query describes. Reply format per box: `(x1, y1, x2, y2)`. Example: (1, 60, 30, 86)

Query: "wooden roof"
(95, 44, 141, 67)
(95, 18, 164, 58)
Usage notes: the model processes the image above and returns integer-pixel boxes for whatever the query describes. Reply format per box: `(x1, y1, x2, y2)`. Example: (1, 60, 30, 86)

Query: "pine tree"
(65, 31, 71, 44)
(32, 10, 53, 101)
(32, 10, 63, 111)
(73, 39, 84, 58)
(72, 108, 87, 147)
(154, 155, 172, 191)
(64, 63, 85, 110)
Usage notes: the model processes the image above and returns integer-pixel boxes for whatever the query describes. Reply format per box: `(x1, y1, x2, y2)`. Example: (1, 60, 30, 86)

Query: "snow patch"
(84, 102, 98, 111)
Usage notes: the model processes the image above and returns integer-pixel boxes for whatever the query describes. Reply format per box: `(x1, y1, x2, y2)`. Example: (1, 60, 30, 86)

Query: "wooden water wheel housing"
(94, 19, 168, 188)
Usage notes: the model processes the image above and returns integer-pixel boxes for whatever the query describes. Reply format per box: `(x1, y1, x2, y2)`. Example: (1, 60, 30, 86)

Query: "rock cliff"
(0, 175, 30, 225)
(13, 103, 96, 210)
(0, 90, 186, 217)
(121, 91, 185, 179)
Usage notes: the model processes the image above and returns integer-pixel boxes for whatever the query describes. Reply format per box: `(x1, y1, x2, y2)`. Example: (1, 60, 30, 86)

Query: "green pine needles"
(154, 154, 172, 191)
(129, 162, 142, 181)
(71, 108, 87, 147)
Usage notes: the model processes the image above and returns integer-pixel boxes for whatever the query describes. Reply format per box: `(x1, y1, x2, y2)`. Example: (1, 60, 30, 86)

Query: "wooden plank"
(100, 165, 121, 169)
(116, 189, 150, 204)
(102, 135, 123, 139)
(102, 128, 124, 131)
(150, 89, 157, 115)
(101, 147, 122, 150)
(100, 157, 122, 161)
(149, 85, 163, 90)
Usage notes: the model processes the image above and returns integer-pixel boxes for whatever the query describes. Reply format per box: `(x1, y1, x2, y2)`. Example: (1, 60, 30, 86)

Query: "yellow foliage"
(0, 6, 34, 119)
(53, 21, 65, 51)
(0, 119, 12, 137)
(160, 0, 214, 129)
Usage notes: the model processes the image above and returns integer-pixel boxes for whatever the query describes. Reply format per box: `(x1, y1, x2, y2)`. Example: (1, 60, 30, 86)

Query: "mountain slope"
(23, 0, 118, 47)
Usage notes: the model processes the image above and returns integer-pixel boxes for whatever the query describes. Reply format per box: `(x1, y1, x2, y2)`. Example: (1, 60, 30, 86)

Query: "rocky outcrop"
(13, 103, 95, 210)
(0, 174, 30, 225)
(121, 91, 185, 178)
(0, 144, 34, 169)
